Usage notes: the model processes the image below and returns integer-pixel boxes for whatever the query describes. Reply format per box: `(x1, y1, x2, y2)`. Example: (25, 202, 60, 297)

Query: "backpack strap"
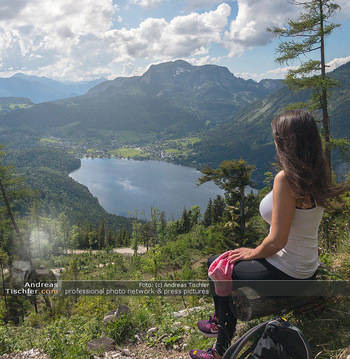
(236, 335, 261, 359)
(222, 321, 269, 359)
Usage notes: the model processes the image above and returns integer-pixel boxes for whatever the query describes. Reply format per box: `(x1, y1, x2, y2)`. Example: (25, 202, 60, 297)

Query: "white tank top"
(259, 191, 324, 279)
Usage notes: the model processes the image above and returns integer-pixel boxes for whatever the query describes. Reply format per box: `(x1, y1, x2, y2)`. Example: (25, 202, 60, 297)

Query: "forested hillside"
(3, 147, 133, 231)
(194, 62, 350, 185)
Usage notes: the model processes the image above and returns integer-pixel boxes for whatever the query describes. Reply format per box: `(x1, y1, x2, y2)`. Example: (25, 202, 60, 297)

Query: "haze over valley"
(1, 59, 349, 188)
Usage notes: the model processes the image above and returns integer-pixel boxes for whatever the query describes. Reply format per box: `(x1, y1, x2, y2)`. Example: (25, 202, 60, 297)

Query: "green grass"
(109, 148, 141, 157)
(1, 235, 349, 359)
(87, 148, 98, 153)
(165, 149, 180, 154)
(291, 298, 350, 358)
(40, 138, 60, 143)
(182, 137, 201, 146)
(167, 137, 201, 147)
(9, 104, 32, 110)
(137, 153, 151, 158)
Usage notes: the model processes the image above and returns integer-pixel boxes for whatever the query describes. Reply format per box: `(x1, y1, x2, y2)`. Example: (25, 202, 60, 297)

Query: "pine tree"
(129, 210, 143, 255)
(269, 0, 341, 178)
(71, 225, 82, 252)
(158, 211, 167, 244)
(198, 159, 256, 238)
(189, 205, 201, 227)
(180, 208, 191, 233)
(203, 198, 213, 227)
(141, 221, 152, 250)
(106, 228, 115, 248)
(30, 191, 42, 259)
(150, 207, 160, 246)
(86, 223, 96, 250)
(116, 229, 124, 247)
(98, 217, 106, 250)
(131, 221, 142, 256)
(212, 195, 226, 224)
(59, 213, 70, 254)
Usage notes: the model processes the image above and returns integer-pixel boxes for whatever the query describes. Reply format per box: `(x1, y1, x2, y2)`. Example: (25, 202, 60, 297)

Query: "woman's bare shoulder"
(273, 171, 293, 195)
(274, 170, 288, 184)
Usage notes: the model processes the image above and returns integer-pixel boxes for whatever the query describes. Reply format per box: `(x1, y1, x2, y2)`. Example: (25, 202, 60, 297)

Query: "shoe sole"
(198, 328, 218, 338)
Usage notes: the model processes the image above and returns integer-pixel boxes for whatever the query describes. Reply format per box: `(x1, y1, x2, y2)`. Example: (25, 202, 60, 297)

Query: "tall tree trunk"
(0, 179, 23, 244)
(0, 178, 32, 264)
(34, 194, 42, 259)
(239, 184, 245, 236)
(319, 0, 332, 180)
(42, 293, 52, 308)
(1, 264, 8, 322)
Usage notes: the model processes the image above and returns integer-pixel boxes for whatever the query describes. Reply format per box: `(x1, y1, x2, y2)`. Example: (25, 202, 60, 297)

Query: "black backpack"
(222, 317, 312, 359)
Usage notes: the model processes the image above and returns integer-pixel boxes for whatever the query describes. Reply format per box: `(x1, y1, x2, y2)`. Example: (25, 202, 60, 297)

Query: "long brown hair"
(271, 109, 336, 207)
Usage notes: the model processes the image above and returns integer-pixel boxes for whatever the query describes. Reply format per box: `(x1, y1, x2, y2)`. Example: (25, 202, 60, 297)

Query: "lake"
(69, 158, 224, 220)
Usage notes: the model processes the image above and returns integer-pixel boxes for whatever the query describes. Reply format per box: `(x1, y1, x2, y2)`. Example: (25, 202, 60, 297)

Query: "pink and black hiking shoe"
(189, 346, 219, 359)
(196, 314, 218, 338)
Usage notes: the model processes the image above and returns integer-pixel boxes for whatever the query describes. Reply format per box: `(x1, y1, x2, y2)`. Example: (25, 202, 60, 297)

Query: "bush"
(106, 314, 135, 345)
(0, 325, 39, 355)
(43, 315, 101, 359)
(105, 307, 153, 345)
(0, 325, 15, 355)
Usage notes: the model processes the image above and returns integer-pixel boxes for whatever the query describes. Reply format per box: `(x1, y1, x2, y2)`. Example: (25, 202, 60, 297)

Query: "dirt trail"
(69, 246, 147, 255)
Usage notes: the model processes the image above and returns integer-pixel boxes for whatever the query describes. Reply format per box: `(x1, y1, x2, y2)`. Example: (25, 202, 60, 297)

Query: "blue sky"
(1, 0, 349, 82)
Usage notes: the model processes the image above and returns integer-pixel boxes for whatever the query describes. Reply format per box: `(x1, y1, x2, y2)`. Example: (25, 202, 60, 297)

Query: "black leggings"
(207, 255, 316, 356)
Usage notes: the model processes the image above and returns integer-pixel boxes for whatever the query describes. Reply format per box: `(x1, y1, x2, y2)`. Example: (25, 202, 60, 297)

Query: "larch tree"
(269, 0, 341, 179)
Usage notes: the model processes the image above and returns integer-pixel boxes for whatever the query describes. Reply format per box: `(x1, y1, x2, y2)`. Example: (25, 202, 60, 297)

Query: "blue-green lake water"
(69, 158, 224, 220)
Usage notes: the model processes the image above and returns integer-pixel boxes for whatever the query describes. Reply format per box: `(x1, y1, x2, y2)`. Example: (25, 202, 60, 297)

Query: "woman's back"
(260, 189, 324, 278)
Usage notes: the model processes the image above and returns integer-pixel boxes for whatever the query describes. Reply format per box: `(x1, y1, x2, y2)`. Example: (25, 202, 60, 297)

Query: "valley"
(0, 59, 349, 359)
(1, 60, 349, 186)
(40, 134, 201, 165)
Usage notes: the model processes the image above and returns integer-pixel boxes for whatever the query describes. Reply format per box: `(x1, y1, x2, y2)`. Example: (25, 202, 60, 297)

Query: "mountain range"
(0, 60, 283, 137)
(0, 73, 106, 103)
(0, 59, 349, 186)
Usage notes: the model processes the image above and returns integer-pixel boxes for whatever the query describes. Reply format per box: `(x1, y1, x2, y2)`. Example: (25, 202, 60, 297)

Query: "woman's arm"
(228, 170, 296, 263)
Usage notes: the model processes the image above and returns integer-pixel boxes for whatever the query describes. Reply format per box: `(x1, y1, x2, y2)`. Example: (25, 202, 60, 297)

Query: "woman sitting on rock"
(189, 109, 345, 359)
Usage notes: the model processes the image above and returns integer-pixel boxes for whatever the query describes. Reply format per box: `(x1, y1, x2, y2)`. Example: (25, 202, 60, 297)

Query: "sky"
(1, 0, 350, 82)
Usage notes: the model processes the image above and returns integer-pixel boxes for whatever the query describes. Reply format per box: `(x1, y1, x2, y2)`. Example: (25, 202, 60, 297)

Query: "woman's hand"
(228, 247, 257, 263)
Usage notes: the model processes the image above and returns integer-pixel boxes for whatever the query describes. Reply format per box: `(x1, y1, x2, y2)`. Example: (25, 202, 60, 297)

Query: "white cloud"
(326, 56, 350, 72)
(236, 56, 350, 82)
(0, 0, 28, 21)
(222, 0, 350, 59)
(235, 66, 299, 82)
(186, 0, 232, 11)
(337, 0, 350, 19)
(190, 55, 212, 66)
(0, 1, 233, 79)
(259, 56, 350, 80)
(223, 0, 297, 57)
(0, 0, 347, 81)
(130, 0, 163, 9)
(234, 71, 257, 80)
(104, 4, 231, 60)
(0, 0, 116, 79)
